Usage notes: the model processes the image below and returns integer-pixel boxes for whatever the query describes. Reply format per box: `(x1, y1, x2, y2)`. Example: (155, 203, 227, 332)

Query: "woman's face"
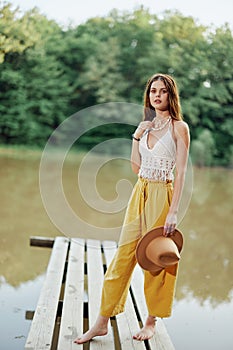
(149, 80, 169, 112)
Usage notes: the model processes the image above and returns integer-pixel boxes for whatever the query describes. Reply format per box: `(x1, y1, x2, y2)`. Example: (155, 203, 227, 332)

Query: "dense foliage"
(0, 2, 233, 166)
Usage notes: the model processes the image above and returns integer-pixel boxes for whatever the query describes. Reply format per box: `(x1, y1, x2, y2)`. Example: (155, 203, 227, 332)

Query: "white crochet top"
(138, 124, 176, 181)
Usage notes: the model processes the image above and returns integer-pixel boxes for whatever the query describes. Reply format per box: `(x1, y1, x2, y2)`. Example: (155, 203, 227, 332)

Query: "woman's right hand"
(133, 121, 154, 139)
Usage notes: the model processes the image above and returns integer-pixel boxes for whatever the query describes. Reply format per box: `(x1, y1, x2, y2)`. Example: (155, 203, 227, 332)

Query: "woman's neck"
(155, 111, 170, 119)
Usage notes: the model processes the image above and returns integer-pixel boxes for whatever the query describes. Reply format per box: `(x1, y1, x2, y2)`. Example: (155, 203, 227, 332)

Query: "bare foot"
(133, 315, 156, 341)
(74, 315, 109, 344)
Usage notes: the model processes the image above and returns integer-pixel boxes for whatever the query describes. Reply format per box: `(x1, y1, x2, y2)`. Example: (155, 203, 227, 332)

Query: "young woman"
(75, 73, 190, 344)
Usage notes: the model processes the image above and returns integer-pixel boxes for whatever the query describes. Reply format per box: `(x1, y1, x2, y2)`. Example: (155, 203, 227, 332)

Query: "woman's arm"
(130, 120, 153, 174)
(131, 138, 141, 174)
(164, 120, 190, 236)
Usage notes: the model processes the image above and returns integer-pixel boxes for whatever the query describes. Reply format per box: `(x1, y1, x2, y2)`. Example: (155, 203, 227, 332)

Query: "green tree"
(0, 4, 232, 165)
(77, 36, 127, 104)
(200, 25, 233, 165)
(191, 129, 216, 166)
(0, 2, 41, 63)
(0, 3, 71, 145)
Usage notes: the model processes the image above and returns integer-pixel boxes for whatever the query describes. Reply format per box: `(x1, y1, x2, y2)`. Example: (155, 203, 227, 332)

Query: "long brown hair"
(143, 73, 183, 121)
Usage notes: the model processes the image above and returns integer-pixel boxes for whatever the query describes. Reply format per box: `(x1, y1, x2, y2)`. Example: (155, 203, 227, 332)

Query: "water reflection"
(177, 166, 233, 306)
(0, 150, 233, 350)
(0, 274, 46, 350)
(0, 151, 59, 287)
(164, 293, 233, 350)
(0, 150, 233, 304)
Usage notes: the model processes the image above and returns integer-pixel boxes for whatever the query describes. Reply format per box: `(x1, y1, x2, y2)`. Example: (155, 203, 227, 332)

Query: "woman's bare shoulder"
(173, 120, 190, 147)
(173, 120, 189, 135)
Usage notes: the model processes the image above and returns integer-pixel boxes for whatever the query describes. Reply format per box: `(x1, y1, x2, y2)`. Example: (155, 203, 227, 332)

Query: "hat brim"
(136, 226, 183, 272)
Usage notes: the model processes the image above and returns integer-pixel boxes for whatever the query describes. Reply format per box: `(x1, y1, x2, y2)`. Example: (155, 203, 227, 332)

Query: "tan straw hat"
(136, 226, 183, 273)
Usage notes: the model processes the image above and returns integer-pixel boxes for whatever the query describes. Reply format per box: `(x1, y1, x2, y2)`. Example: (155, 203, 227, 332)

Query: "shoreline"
(0, 145, 231, 170)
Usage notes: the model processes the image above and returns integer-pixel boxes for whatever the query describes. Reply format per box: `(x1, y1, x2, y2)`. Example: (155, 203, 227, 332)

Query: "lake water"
(0, 148, 233, 350)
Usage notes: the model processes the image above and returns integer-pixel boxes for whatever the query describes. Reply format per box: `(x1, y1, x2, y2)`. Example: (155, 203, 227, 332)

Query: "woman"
(75, 73, 190, 344)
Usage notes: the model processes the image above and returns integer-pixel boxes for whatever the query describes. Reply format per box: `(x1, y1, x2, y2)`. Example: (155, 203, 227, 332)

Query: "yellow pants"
(100, 177, 178, 318)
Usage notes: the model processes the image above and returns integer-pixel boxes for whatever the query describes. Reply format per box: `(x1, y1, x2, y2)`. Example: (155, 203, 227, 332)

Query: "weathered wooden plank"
(25, 237, 69, 350)
(30, 236, 55, 248)
(102, 241, 146, 350)
(131, 264, 175, 350)
(57, 238, 85, 350)
(87, 239, 115, 350)
(25, 237, 175, 350)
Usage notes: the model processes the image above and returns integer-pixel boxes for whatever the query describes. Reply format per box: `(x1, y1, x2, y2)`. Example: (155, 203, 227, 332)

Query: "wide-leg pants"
(100, 177, 179, 318)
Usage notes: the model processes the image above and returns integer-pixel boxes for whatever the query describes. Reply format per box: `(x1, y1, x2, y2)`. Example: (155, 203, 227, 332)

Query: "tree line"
(0, 2, 233, 166)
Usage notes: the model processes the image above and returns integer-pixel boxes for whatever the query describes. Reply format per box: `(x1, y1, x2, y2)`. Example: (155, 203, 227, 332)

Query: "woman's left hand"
(163, 213, 177, 237)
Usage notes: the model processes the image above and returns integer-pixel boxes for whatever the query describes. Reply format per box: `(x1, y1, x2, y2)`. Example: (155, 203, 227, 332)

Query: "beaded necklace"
(151, 116, 171, 131)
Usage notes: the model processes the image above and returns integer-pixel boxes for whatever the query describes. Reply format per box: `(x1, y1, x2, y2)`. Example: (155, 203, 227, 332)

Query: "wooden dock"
(24, 236, 175, 350)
